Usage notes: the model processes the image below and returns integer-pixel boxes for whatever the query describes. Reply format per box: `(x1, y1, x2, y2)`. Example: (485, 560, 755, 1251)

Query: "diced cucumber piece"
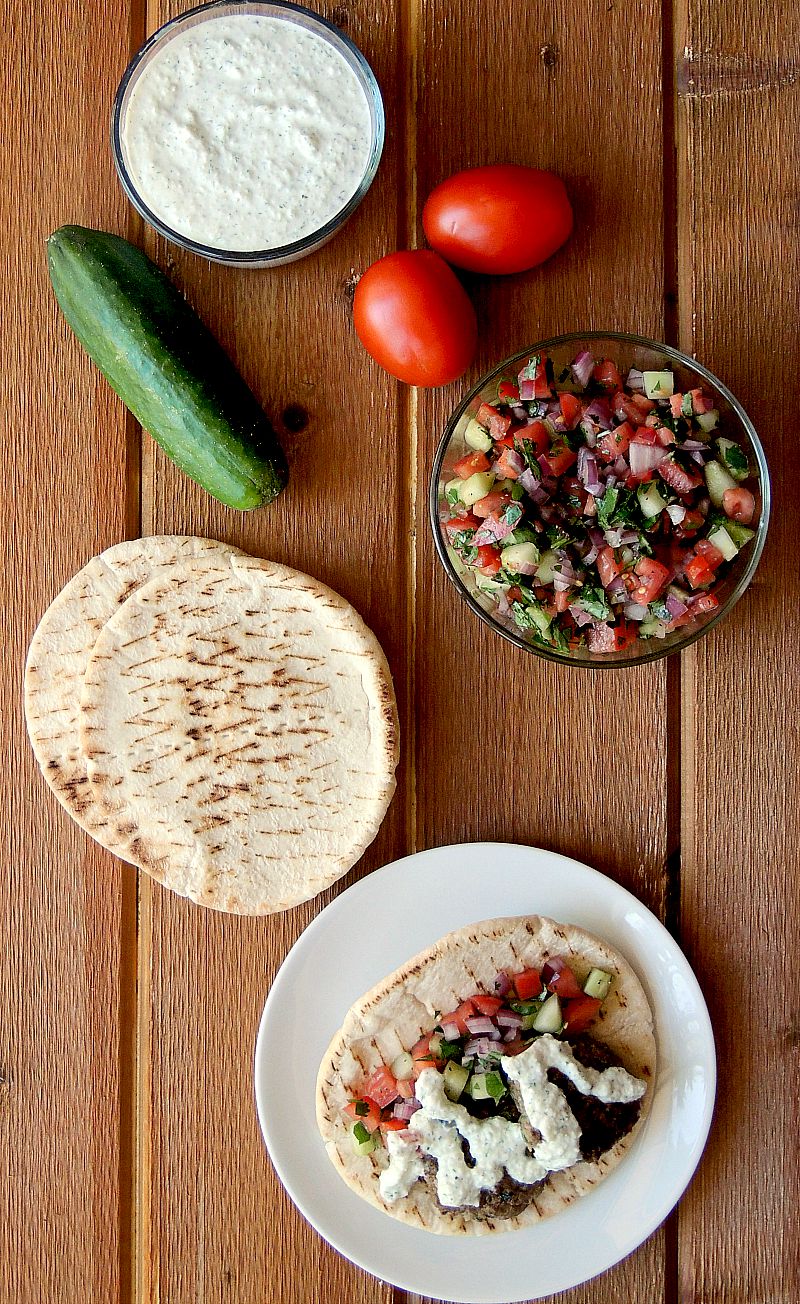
(391, 1052, 415, 1082)
(681, 392, 695, 417)
(353, 1122, 377, 1155)
(707, 525, 739, 562)
(639, 614, 668, 638)
(525, 603, 553, 637)
(583, 968, 612, 1000)
(642, 369, 674, 400)
(501, 541, 540, 571)
(428, 1034, 443, 1058)
(724, 520, 756, 548)
(532, 993, 562, 1033)
(444, 478, 462, 508)
(696, 409, 719, 433)
(705, 459, 737, 507)
(464, 418, 493, 453)
(637, 481, 667, 518)
(534, 549, 557, 584)
(716, 437, 750, 481)
(460, 470, 495, 506)
(476, 574, 511, 596)
(467, 1072, 492, 1101)
(443, 1061, 470, 1101)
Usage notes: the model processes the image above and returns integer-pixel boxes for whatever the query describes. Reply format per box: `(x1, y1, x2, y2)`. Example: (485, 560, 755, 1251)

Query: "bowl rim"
(110, 0, 385, 266)
(429, 330, 771, 669)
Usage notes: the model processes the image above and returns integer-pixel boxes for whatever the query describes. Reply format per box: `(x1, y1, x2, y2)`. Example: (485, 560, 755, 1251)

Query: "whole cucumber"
(47, 226, 288, 510)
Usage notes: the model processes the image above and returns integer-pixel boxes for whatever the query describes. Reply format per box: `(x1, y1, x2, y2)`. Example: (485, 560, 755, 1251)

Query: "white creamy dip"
(121, 14, 374, 251)
(379, 1037, 646, 1209)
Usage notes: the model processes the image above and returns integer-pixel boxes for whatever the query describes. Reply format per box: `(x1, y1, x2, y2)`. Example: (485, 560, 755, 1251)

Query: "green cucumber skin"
(47, 226, 288, 510)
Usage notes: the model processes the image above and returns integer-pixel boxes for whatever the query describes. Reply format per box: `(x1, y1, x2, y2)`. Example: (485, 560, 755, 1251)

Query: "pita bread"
(316, 915, 656, 1235)
(79, 554, 398, 914)
(23, 535, 244, 860)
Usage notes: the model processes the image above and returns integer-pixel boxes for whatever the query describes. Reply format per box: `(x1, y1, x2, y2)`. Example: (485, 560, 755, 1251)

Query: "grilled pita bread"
(24, 535, 243, 860)
(79, 554, 398, 914)
(316, 915, 655, 1234)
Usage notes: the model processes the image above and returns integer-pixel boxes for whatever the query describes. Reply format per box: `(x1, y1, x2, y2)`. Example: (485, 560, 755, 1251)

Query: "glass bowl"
(429, 332, 770, 669)
(111, 0, 385, 268)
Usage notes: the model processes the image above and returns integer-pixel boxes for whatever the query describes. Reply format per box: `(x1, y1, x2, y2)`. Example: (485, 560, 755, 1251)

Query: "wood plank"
(411, 0, 672, 1300)
(137, 3, 407, 1300)
(675, 10, 800, 1301)
(0, 2, 139, 1301)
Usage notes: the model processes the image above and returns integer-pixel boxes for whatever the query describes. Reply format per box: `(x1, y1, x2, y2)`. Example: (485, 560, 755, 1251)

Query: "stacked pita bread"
(24, 537, 398, 914)
(317, 915, 655, 1234)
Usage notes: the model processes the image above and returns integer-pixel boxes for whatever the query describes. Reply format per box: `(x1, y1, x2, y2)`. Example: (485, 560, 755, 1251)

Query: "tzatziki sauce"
(120, 13, 375, 252)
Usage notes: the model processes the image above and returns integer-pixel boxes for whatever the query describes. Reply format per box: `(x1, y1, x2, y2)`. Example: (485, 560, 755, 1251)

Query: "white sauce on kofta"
(379, 1035, 646, 1209)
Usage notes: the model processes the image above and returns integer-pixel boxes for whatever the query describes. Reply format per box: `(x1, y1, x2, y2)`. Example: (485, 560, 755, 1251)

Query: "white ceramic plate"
(254, 843, 715, 1302)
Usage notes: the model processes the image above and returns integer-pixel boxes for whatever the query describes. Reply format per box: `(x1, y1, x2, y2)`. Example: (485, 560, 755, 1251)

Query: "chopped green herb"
(518, 355, 541, 381)
(517, 440, 542, 474)
(353, 1100, 369, 1117)
(577, 582, 611, 621)
(501, 501, 523, 529)
(445, 484, 460, 509)
(353, 1122, 371, 1145)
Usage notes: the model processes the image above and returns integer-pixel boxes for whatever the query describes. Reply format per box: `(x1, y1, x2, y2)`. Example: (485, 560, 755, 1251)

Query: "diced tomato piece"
(507, 586, 523, 604)
(630, 393, 656, 415)
(364, 1066, 400, 1109)
(611, 620, 638, 650)
(501, 1038, 527, 1057)
(584, 493, 597, 517)
(438, 1000, 476, 1036)
(596, 421, 633, 461)
(473, 491, 510, 518)
(559, 392, 583, 429)
(495, 448, 522, 480)
(691, 592, 719, 613)
(542, 445, 577, 477)
(596, 546, 623, 589)
(470, 994, 504, 1016)
(475, 544, 502, 576)
(395, 1077, 415, 1099)
(666, 611, 694, 632)
(669, 393, 684, 418)
(630, 556, 671, 605)
(453, 450, 490, 479)
(515, 420, 551, 455)
(593, 359, 623, 392)
(476, 402, 501, 429)
(630, 426, 659, 446)
(380, 1117, 411, 1134)
(519, 358, 552, 400)
(554, 588, 572, 613)
(612, 392, 646, 426)
(687, 387, 711, 414)
(685, 555, 715, 589)
(411, 1035, 444, 1076)
(344, 1097, 381, 1131)
(695, 538, 725, 570)
(722, 487, 755, 524)
(658, 458, 702, 495)
(513, 969, 543, 1000)
(562, 995, 602, 1034)
(542, 958, 583, 999)
(498, 380, 520, 402)
(443, 512, 479, 542)
(656, 426, 675, 447)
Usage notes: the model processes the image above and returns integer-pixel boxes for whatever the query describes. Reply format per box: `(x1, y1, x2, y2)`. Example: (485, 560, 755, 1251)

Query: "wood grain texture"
(1, 1, 139, 1302)
(675, 5, 800, 1301)
(410, 1, 671, 1299)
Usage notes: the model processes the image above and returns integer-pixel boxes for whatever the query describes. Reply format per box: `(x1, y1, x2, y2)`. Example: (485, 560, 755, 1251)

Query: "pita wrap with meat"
(316, 914, 656, 1235)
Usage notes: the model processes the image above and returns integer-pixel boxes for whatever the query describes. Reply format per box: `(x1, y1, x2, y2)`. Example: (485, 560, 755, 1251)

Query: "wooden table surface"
(4, 0, 799, 1300)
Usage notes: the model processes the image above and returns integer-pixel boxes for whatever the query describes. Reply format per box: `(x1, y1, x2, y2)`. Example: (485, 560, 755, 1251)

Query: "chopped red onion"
(465, 1016, 499, 1036)
(519, 378, 535, 400)
(501, 448, 525, 476)
(496, 591, 512, 618)
(463, 1036, 497, 1057)
(474, 516, 512, 545)
(571, 349, 594, 388)
(584, 397, 612, 424)
(604, 526, 624, 548)
(511, 404, 528, 422)
(493, 970, 512, 996)
(665, 593, 688, 617)
(618, 529, 640, 545)
(506, 556, 538, 576)
(583, 544, 599, 566)
(607, 575, 627, 600)
(568, 604, 594, 628)
(689, 450, 707, 465)
(667, 504, 687, 524)
(440, 1021, 461, 1042)
(626, 367, 645, 392)
(698, 497, 710, 516)
(495, 1010, 523, 1028)
(624, 601, 648, 620)
(588, 526, 605, 549)
(503, 1028, 520, 1043)
(681, 439, 707, 450)
(519, 467, 546, 499)
(613, 454, 628, 477)
(629, 441, 663, 476)
(393, 1098, 421, 1120)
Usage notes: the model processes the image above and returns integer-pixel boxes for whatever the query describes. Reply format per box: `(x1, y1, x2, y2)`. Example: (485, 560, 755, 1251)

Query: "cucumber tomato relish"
(440, 350, 758, 653)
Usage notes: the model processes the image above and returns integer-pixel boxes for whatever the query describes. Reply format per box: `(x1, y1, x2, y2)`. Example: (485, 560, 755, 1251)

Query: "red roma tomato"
(352, 250, 477, 386)
(422, 165, 574, 275)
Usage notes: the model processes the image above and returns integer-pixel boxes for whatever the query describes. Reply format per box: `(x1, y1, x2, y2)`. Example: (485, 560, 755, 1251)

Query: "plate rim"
(254, 841, 717, 1302)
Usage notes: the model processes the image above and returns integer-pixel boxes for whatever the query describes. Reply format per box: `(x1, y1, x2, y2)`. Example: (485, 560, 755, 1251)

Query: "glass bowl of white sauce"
(111, 0, 385, 266)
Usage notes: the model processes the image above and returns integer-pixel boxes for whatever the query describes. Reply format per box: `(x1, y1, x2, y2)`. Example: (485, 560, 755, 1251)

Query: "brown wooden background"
(3, 0, 799, 1299)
